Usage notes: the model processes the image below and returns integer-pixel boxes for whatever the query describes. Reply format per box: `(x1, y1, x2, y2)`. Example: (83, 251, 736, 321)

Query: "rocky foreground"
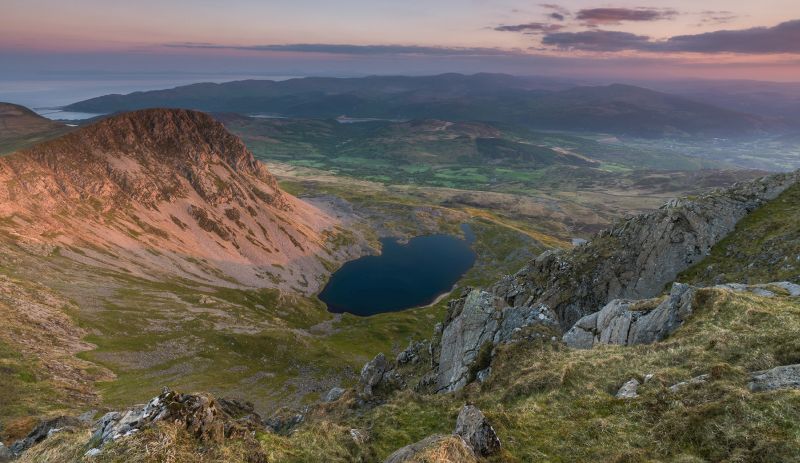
(3, 171, 800, 462)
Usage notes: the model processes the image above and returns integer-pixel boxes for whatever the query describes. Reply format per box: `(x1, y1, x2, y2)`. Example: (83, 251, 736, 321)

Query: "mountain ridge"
(0, 108, 356, 292)
(63, 74, 778, 138)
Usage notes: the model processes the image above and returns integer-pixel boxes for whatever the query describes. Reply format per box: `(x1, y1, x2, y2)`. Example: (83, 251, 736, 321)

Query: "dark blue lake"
(319, 224, 476, 316)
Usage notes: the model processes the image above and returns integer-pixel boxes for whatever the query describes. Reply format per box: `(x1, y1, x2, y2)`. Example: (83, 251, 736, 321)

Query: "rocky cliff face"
(0, 109, 352, 292)
(428, 171, 799, 392)
(491, 171, 800, 330)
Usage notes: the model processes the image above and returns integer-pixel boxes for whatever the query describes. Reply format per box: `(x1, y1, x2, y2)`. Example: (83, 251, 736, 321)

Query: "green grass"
(0, 339, 64, 442)
(36, 288, 800, 462)
(290, 288, 800, 462)
(227, 117, 729, 195)
(680, 182, 800, 285)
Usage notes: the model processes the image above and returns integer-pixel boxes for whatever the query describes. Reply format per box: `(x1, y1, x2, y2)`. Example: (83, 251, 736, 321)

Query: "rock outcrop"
(92, 388, 263, 448)
(423, 172, 799, 393)
(748, 364, 800, 392)
(492, 171, 800, 330)
(384, 435, 475, 463)
(359, 353, 391, 399)
(563, 283, 695, 349)
(435, 289, 558, 392)
(383, 404, 499, 462)
(715, 281, 800, 298)
(454, 405, 501, 456)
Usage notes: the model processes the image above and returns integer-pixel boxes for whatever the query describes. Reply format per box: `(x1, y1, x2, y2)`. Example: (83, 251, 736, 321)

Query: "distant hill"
(64, 74, 777, 138)
(0, 102, 69, 154)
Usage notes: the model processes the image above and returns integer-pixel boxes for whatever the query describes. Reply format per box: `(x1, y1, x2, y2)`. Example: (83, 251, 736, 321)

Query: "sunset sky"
(2, 0, 800, 81)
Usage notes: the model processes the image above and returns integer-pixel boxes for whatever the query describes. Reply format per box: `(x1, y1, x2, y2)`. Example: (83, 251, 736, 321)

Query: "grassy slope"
(680, 182, 800, 285)
(0, 205, 543, 430)
(21, 288, 800, 462)
(278, 288, 800, 462)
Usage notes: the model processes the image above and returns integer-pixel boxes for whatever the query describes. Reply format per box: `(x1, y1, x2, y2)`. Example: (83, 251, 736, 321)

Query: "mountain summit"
(0, 109, 350, 292)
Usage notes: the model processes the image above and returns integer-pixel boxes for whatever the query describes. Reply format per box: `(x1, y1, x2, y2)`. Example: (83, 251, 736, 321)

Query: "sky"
(2, 0, 800, 83)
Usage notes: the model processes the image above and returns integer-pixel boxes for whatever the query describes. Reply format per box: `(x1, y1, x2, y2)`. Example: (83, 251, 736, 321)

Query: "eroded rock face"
(492, 172, 800, 330)
(435, 289, 558, 392)
(454, 405, 501, 457)
(749, 364, 800, 392)
(563, 283, 695, 349)
(93, 388, 263, 447)
(359, 353, 390, 399)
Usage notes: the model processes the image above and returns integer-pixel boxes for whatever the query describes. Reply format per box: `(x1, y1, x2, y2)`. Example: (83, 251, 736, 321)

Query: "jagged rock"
(492, 172, 799, 330)
(436, 291, 500, 392)
(10, 415, 82, 454)
(436, 289, 557, 392)
(748, 364, 800, 392)
(454, 405, 501, 457)
(396, 341, 427, 365)
(563, 283, 695, 348)
(616, 379, 640, 399)
(669, 374, 710, 392)
(85, 448, 102, 457)
(324, 387, 345, 403)
(359, 353, 390, 399)
(93, 388, 262, 447)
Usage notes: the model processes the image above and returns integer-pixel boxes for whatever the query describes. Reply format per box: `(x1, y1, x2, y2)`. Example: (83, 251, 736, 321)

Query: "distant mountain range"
(64, 74, 782, 138)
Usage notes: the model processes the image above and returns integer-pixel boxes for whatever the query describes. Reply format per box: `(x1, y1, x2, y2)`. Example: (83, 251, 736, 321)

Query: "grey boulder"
(323, 387, 345, 403)
(615, 379, 640, 399)
(563, 283, 695, 348)
(749, 364, 800, 392)
(359, 353, 389, 399)
(454, 405, 501, 457)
